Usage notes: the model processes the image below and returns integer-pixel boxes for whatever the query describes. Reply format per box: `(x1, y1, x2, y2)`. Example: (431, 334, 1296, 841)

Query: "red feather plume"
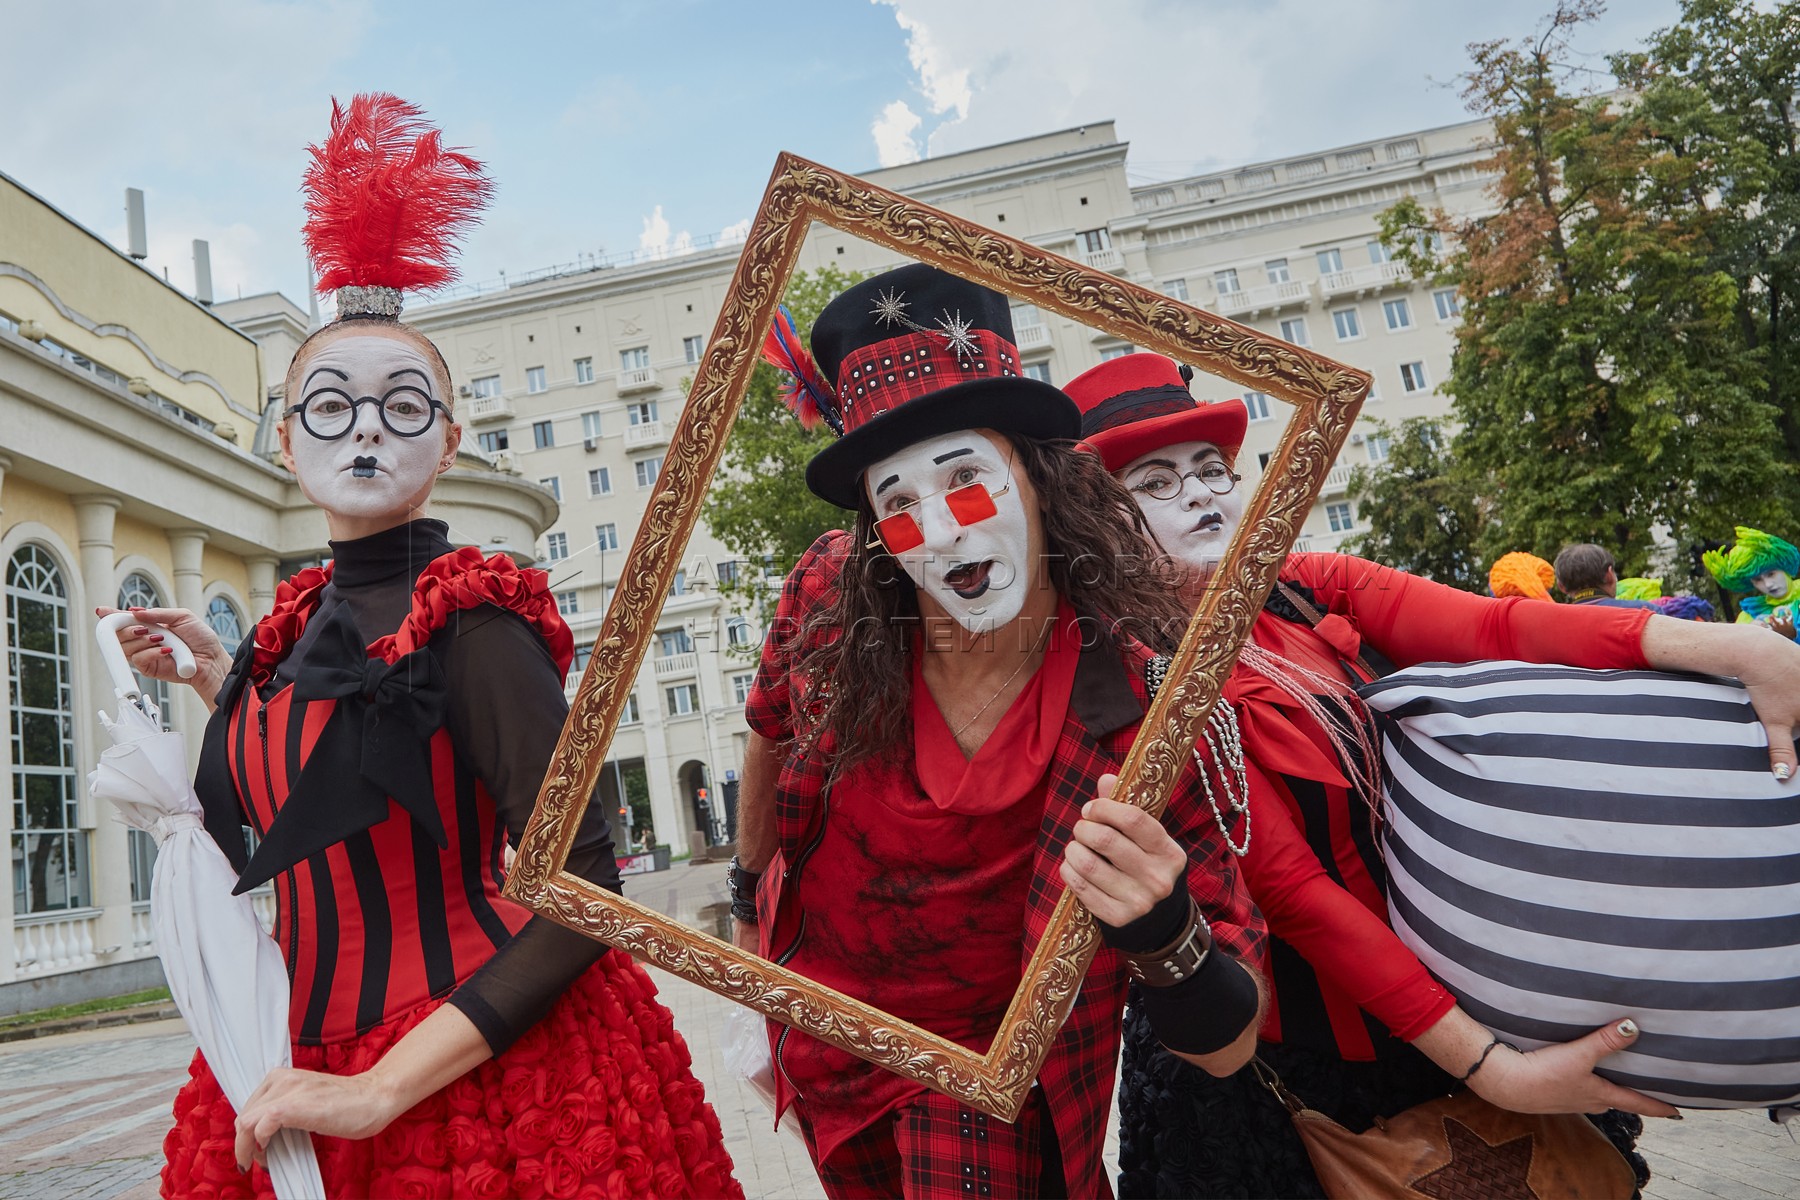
(301, 93, 492, 294)
(760, 305, 842, 434)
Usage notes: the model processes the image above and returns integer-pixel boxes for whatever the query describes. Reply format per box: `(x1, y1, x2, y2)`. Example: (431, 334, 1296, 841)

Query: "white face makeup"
(281, 333, 458, 533)
(1119, 440, 1247, 584)
(1753, 568, 1794, 599)
(864, 430, 1036, 634)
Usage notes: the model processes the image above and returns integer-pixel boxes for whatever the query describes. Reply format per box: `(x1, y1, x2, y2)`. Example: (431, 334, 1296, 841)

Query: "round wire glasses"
(1128, 462, 1242, 501)
(283, 393, 450, 440)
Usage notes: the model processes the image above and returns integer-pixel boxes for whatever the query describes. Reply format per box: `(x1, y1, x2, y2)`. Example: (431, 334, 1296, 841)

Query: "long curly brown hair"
(793, 433, 1189, 776)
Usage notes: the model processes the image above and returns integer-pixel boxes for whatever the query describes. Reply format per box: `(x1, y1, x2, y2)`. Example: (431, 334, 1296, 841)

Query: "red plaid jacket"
(746, 532, 1268, 1198)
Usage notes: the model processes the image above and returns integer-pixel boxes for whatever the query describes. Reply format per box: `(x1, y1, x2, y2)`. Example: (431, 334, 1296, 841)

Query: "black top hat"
(800, 264, 1078, 508)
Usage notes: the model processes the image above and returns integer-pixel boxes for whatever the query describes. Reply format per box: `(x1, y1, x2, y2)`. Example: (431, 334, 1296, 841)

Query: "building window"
(1011, 301, 1044, 328)
(635, 456, 662, 488)
(594, 523, 619, 552)
(556, 590, 580, 616)
(526, 366, 547, 394)
(532, 420, 555, 449)
(546, 532, 569, 561)
(1099, 346, 1135, 361)
(1326, 502, 1356, 533)
(1162, 278, 1189, 302)
(620, 346, 650, 372)
(665, 683, 700, 715)
(732, 673, 756, 705)
(478, 429, 509, 454)
(683, 335, 705, 364)
(1383, 298, 1413, 331)
(587, 467, 612, 496)
(1332, 307, 1363, 341)
(1433, 288, 1461, 321)
(581, 411, 602, 441)
(627, 401, 658, 426)
(1244, 391, 1272, 421)
(1315, 248, 1344, 275)
(471, 374, 502, 398)
(1079, 227, 1111, 252)
(8, 545, 87, 913)
(1279, 317, 1310, 347)
(575, 357, 595, 384)
(620, 692, 642, 724)
(726, 616, 755, 648)
(1399, 361, 1431, 393)
(1265, 258, 1291, 284)
(205, 595, 245, 655)
(1367, 240, 1391, 265)
(538, 476, 562, 501)
(1022, 361, 1052, 384)
(667, 570, 688, 598)
(658, 628, 694, 657)
(1212, 268, 1241, 295)
(716, 559, 741, 587)
(1367, 434, 1392, 463)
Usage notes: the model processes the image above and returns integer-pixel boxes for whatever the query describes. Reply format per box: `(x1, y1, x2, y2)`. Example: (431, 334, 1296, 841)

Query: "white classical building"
(407, 114, 1496, 854)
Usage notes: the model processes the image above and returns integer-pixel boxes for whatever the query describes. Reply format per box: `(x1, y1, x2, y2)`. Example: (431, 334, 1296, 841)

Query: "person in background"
(1554, 543, 1660, 609)
(1489, 550, 1558, 601)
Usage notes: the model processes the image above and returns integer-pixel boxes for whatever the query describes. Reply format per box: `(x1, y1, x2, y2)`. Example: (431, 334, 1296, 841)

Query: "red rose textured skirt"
(159, 953, 742, 1199)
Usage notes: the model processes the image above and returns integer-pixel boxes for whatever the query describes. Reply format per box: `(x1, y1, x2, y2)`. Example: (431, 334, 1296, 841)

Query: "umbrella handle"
(96, 612, 197, 701)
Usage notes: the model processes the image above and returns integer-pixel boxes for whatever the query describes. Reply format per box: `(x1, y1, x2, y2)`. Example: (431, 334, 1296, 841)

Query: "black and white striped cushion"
(1360, 661, 1800, 1110)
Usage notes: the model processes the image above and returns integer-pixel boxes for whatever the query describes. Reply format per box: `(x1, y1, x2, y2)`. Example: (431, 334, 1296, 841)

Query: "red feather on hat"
(301, 93, 492, 294)
(759, 305, 842, 434)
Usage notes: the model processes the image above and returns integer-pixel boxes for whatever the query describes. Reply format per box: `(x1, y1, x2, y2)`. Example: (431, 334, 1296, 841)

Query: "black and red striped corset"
(203, 549, 575, 1044)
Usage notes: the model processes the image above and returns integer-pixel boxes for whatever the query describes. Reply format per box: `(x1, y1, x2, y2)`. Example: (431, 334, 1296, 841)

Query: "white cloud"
(637, 205, 696, 260)
(889, 7, 971, 119)
(872, 101, 924, 167)
(718, 218, 752, 245)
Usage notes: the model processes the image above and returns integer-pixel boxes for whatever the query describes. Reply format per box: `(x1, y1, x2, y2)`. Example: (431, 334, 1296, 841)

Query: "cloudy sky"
(4, 0, 1680, 308)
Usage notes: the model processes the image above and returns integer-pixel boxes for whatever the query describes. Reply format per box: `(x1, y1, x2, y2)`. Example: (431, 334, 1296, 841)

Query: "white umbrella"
(90, 614, 325, 1199)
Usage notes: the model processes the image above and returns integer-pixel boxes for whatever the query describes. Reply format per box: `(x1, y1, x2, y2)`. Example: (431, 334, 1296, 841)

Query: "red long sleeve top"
(1234, 553, 1653, 1059)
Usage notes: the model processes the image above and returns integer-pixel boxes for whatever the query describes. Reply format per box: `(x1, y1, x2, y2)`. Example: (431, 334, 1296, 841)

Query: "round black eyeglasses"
(1128, 463, 1242, 501)
(284, 392, 450, 440)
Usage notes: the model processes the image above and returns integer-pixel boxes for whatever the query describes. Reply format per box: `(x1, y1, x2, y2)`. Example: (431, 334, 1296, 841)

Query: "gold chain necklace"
(948, 623, 1055, 741)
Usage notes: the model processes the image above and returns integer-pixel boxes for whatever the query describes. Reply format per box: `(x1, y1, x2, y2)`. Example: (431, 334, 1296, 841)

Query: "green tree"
(702, 266, 868, 619)
(1373, 1, 1790, 579)
(1344, 418, 1489, 592)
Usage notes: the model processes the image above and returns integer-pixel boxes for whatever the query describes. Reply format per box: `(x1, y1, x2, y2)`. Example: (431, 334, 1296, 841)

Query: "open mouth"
(944, 560, 995, 600)
(350, 456, 379, 479)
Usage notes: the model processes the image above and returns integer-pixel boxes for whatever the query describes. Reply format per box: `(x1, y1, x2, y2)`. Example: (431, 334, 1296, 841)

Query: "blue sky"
(5, 0, 1681, 309)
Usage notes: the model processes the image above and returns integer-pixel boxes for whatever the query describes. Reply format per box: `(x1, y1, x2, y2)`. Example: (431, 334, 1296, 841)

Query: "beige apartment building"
(407, 113, 1497, 857)
(0, 173, 553, 1009)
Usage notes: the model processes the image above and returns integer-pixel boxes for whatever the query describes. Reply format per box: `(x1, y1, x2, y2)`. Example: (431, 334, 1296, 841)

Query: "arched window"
(118, 572, 170, 902)
(206, 595, 245, 655)
(6, 545, 88, 913)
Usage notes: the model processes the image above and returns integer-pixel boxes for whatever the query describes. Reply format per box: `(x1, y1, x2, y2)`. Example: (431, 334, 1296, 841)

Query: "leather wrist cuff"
(727, 855, 761, 925)
(1122, 898, 1213, 986)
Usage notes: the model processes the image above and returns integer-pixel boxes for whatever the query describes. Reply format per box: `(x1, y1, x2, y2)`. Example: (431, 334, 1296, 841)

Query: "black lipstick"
(352, 455, 378, 478)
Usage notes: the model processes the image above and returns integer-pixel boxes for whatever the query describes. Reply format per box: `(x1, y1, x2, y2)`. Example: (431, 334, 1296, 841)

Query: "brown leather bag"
(1254, 1061, 1638, 1200)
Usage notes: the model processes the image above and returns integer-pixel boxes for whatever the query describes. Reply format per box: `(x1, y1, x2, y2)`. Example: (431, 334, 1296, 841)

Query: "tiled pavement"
(1, 859, 1792, 1198)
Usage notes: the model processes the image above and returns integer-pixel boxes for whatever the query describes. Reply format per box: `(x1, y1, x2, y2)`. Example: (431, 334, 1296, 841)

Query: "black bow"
(234, 603, 448, 893)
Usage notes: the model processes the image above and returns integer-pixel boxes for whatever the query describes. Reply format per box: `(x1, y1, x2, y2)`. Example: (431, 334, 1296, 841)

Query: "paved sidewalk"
(0, 858, 1792, 1198)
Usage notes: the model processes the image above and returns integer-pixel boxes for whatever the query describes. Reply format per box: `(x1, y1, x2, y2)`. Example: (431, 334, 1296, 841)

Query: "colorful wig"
(1489, 552, 1557, 602)
(1615, 577, 1664, 602)
(1655, 595, 1716, 622)
(1703, 527, 1800, 594)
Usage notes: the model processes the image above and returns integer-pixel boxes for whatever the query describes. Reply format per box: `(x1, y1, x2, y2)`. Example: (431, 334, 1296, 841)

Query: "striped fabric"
(1360, 661, 1800, 1110)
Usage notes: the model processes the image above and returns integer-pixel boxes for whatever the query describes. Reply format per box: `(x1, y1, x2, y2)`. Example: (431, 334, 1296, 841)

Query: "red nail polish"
(161, 647, 173, 656)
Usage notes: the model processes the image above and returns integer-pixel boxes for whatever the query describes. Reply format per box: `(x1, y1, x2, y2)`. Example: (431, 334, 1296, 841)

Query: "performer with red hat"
(733, 264, 1267, 1198)
(114, 94, 740, 1199)
(1064, 352, 1800, 1197)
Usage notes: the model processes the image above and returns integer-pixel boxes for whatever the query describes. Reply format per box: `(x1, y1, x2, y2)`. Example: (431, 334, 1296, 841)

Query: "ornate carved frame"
(507, 152, 1368, 1121)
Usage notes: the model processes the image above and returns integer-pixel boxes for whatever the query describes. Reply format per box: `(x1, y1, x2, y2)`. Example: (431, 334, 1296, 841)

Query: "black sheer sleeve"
(436, 606, 622, 1054)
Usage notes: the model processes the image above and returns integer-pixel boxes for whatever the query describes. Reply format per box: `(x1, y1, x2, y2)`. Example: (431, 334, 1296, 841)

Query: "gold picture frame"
(506, 151, 1368, 1121)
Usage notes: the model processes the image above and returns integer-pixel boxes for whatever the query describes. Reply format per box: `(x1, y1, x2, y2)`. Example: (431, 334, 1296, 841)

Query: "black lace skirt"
(1115, 1003, 1649, 1199)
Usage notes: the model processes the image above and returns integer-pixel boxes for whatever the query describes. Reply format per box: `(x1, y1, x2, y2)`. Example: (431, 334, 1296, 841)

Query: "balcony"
(1319, 261, 1410, 299)
(466, 393, 514, 424)
(1015, 323, 1052, 351)
(624, 419, 669, 450)
(1216, 279, 1313, 318)
(1080, 246, 1126, 274)
(618, 366, 660, 394)
(654, 651, 697, 679)
(1320, 462, 1355, 496)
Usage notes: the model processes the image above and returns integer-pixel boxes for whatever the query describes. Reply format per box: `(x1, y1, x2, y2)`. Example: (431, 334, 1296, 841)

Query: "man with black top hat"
(727, 264, 1267, 1198)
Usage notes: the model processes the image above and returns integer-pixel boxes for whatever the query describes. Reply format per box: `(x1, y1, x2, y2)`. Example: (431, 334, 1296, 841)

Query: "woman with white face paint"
(732, 264, 1268, 1198)
(1069, 353, 1800, 1198)
(107, 94, 739, 1200)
